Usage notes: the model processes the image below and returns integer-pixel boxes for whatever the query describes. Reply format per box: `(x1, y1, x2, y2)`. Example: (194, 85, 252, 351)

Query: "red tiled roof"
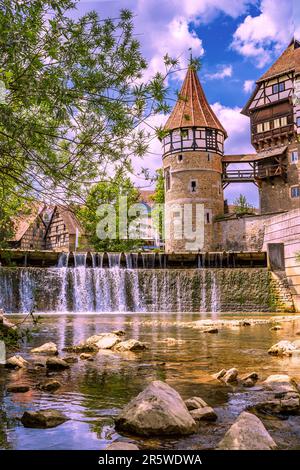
(257, 39, 300, 83)
(164, 66, 227, 137)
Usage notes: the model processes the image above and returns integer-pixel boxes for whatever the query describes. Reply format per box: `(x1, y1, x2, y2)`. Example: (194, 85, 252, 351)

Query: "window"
(280, 116, 287, 126)
(273, 118, 280, 129)
(56, 226, 59, 232)
(190, 180, 197, 192)
(257, 123, 263, 133)
(291, 186, 300, 198)
(263, 121, 270, 131)
(207, 153, 210, 161)
(177, 154, 183, 162)
(297, 117, 300, 127)
(206, 129, 217, 149)
(206, 213, 210, 224)
(165, 168, 171, 191)
(291, 151, 298, 163)
(272, 82, 285, 94)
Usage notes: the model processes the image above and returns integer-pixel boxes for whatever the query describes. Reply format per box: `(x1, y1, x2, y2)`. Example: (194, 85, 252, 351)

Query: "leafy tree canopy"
(76, 171, 143, 251)
(0, 0, 177, 243)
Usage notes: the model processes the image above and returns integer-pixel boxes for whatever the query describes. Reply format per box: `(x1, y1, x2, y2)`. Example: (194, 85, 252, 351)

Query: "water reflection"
(1, 313, 300, 450)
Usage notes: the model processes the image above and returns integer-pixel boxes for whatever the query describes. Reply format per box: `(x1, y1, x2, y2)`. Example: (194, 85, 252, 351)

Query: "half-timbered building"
(241, 38, 300, 213)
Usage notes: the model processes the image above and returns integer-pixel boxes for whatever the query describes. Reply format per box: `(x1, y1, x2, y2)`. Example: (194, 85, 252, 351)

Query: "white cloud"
(133, 0, 257, 81)
(205, 64, 233, 80)
(211, 102, 254, 154)
(243, 79, 255, 93)
(232, 0, 293, 67)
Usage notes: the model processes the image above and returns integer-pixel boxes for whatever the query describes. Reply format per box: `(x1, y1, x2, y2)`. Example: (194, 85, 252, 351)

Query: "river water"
(1, 313, 300, 450)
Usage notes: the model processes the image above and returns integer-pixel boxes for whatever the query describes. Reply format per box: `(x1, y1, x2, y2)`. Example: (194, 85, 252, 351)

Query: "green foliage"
(151, 169, 164, 243)
(0, 190, 30, 247)
(0, 313, 41, 349)
(152, 169, 165, 204)
(233, 194, 253, 215)
(0, 0, 177, 238)
(76, 172, 143, 251)
(296, 252, 300, 263)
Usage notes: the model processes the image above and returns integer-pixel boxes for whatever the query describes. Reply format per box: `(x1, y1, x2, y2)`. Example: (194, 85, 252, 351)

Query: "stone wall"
(262, 209, 300, 311)
(214, 213, 276, 251)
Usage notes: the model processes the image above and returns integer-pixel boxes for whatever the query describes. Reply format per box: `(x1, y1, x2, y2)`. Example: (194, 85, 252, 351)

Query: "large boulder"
(46, 357, 70, 371)
(217, 412, 277, 450)
(115, 381, 197, 436)
(31, 342, 58, 355)
(113, 339, 147, 352)
(5, 355, 28, 369)
(268, 340, 295, 356)
(21, 409, 68, 428)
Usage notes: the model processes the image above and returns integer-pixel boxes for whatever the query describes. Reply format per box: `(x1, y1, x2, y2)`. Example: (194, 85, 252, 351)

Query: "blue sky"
(75, 0, 298, 206)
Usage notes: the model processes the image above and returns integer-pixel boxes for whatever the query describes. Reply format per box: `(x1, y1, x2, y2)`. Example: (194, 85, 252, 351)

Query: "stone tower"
(242, 39, 300, 214)
(162, 64, 227, 252)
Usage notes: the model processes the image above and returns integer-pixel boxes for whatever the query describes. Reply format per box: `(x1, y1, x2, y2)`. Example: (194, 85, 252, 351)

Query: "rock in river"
(21, 409, 68, 428)
(86, 333, 120, 350)
(7, 384, 30, 393)
(115, 380, 197, 436)
(263, 374, 299, 393)
(185, 397, 208, 410)
(5, 355, 28, 369)
(46, 357, 70, 371)
(31, 342, 58, 355)
(268, 340, 295, 356)
(190, 407, 217, 422)
(113, 339, 147, 352)
(217, 412, 277, 450)
(39, 380, 62, 392)
(222, 368, 239, 384)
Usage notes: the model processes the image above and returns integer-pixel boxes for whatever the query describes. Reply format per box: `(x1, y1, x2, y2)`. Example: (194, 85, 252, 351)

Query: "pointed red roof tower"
(164, 66, 227, 137)
(162, 64, 227, 253)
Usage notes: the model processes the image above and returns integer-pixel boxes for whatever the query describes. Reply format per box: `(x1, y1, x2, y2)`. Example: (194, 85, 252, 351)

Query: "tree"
(152, 169, 165, 204)
(0, 0, 176, 245)
(76, 172, 142, 251)
(233, 194, 253, 215)
(150, 169, 165, 245)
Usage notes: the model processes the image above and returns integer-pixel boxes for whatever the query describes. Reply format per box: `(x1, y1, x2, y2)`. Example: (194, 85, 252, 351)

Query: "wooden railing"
(223, 163, 287, 183)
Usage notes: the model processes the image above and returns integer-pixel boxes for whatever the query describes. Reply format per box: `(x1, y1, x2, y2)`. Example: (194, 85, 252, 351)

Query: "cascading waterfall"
(0, 254, 271, 314)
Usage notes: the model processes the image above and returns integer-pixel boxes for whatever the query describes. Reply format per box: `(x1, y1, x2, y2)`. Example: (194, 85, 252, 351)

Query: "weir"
(0, 251, 292, 314)
(0, 249, 267, 269)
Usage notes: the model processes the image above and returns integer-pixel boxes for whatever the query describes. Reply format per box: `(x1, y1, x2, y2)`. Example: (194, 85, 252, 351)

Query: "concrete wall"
(262, 209, 300, 311)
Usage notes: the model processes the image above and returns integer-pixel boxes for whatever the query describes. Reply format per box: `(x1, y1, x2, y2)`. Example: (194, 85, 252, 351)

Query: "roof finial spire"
(188, 47, 193, 66)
